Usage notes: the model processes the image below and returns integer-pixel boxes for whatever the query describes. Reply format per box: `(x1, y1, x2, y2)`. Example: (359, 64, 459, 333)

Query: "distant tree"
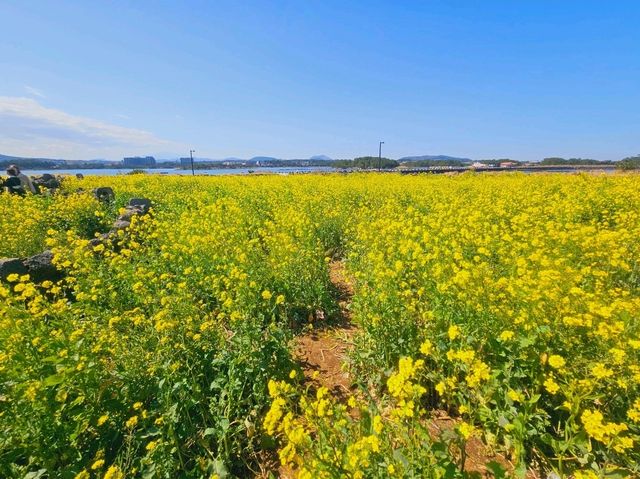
(617, 155, 640, 170)
(541, 157, 568, 165)
(333, 157, 398, 169)
(541, 157, 612, 166)
(403, 159, 467, 167)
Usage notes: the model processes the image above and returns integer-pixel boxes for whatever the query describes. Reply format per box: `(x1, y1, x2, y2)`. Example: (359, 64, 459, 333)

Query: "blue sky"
(1, 0, 639, 161)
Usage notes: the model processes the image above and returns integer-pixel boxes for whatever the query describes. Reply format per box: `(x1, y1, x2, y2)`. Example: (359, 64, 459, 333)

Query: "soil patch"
(293, 260, 356, 398)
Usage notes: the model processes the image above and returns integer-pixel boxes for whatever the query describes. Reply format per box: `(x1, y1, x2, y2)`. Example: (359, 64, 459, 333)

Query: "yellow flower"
(548, 354, 565, 370)
(276, 294, 285, 304)
(614, 436, 634, 453)
(544, 377, 560, 395)
(466, 360, 491, 388)
(97, 414, 109, 426)
(104, 465, 125, 479)
(458, 421, 476, 439)
(419, 339, 433, 355)
(5, 273, 19, 282)
(373, 414, 383, 434)
(508, 390, 524, 403)
(627, 399, 640, 423)
(125, 415, 138, 428)
(289, 369, 297, 379)
(591, 363, 613, 379)
(573, 471, 599, 479)
(581, 409, 627, 444)
(448, 325, 461, 340)
(74, 471, 90, 479)
(146, 440, 159, 451)
(261, 290, 272, 300)
(91, 459, 105, 470)
(263, 397, 286, 435)
(498, 330, 514, 341)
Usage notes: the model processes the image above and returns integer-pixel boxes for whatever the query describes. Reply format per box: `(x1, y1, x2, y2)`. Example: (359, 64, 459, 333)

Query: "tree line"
(332, 157, 399, 169)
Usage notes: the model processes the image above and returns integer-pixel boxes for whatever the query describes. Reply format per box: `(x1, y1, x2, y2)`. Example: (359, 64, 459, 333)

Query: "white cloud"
(0, 97, 180, 160)
(24, 85, 45, 98)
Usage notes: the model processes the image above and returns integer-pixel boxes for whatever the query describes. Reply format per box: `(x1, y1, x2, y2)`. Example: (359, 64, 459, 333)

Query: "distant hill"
(399, 155, 472, 163)
(0, 153, 68, 169)
(0, 153, 65, 164)
(0, 153, 128, 170)
(310, 154, 333, 161)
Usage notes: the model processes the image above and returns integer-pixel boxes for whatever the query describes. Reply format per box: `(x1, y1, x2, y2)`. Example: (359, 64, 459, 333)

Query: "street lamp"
(378, 141, 385, 171)
(189, 149, 195, 176)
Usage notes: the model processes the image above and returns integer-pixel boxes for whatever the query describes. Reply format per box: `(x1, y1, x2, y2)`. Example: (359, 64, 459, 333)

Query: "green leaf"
(514, 461, 527, 479)
(211, 458, 228, 477)
(23, 469, 47, 479)
(43, 373, 65, 387)
(220, 418, 230, 431)
(486, 461, 507, 478)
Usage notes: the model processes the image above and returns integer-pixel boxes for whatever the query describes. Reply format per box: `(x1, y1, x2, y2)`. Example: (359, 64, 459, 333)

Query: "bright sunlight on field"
(1, 173, 639, 478)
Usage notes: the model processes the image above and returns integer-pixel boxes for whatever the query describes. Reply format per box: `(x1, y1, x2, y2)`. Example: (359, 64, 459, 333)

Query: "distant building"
(500, 161, 518, 168)
(123, 156, 156, 168)
(470, 162, 485, 169)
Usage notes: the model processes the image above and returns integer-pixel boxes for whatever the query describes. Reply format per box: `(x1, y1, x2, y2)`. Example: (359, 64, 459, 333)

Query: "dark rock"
(88, 237, 102, 248)
(23, 250, 62, 283)
(32, 174, 62, 191)
(76, 173, 84, 179)
(128, 198, 152, 213)
(117, 205, 143, 222)
(0, 258, 28, 282)
(88, 233, 112, 248)
(112, 220, 131, 230)
(93, 187, 115, 202)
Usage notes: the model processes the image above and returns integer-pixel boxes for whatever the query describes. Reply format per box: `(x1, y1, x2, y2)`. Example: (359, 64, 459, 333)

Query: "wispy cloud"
(24, 85, 45, 98)
(0, 97, 180, 160)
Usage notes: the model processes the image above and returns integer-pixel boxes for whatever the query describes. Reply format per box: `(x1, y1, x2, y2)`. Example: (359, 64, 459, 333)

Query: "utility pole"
(378, 141, 385, 171)
(190, 149, 195, 176)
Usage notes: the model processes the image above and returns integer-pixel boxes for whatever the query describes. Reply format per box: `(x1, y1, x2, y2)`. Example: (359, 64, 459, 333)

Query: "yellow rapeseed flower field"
(1, 173, 639, 478)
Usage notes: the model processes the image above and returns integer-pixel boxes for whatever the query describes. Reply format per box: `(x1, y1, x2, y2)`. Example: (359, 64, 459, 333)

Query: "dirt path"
(256, 261, 356, 478)
(293, 260, 356, 398)
(262, 260, 537, 479)
(256, 261, 357, 479)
